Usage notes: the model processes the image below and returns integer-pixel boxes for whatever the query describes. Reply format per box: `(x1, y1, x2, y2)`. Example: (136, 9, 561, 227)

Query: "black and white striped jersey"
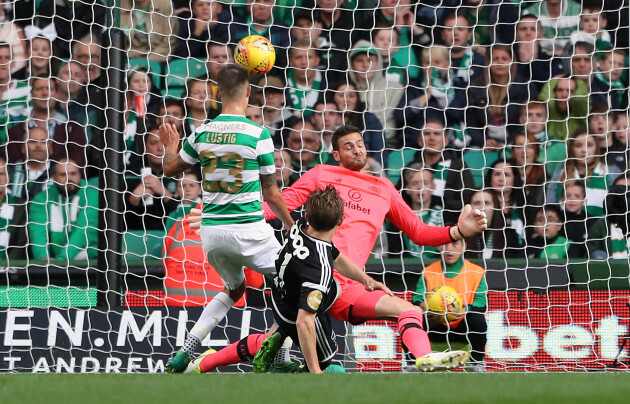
(272, 219, 340, 323)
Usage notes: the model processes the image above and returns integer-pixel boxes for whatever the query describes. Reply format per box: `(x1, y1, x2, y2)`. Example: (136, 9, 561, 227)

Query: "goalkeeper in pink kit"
(187, 125, 487, 373)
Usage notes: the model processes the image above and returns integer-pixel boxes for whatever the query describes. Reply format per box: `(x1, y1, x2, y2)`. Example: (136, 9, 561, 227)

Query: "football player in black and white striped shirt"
(261, 185, 392, 373)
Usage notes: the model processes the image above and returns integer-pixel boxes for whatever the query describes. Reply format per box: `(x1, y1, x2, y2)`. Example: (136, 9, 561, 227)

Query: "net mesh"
(0, 0, 629, 372)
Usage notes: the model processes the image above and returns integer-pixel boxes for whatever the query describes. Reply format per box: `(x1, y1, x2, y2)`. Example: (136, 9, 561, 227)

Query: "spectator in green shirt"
(526, 204, 581, 260)
(539, 75, 588, 141)
(28, 159, 99, 261)
(7, 126, 54, 201)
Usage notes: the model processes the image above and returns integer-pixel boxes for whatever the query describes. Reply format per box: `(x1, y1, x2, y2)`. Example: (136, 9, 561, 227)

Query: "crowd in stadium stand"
(0, 0, 628, 263)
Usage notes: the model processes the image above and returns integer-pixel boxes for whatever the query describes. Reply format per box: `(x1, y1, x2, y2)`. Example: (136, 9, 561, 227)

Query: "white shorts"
(200, 220, 281, 290)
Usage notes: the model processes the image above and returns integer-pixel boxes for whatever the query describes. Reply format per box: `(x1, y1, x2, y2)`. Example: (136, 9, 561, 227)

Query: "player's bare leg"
(166, 281, 247, 373)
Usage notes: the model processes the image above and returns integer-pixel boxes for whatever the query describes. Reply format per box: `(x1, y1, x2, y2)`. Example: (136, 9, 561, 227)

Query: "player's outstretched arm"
(388, 182, 487, 246)
(296, 309, 323, 374)
(159, 123, 192, 177)
(260, 174, 295, 229)
(452, 204, 488, 240)
(334, 254, 394, 296)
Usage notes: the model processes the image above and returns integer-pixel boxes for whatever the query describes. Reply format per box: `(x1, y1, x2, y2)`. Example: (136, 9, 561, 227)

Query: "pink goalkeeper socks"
(398, 310, 431, 358)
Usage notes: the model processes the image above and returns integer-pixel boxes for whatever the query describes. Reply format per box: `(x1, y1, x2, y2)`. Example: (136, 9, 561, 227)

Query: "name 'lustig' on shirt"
(205, 132, 237, 144)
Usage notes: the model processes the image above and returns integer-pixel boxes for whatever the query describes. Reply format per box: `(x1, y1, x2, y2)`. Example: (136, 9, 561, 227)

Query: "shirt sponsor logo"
(307, 290, 323, 310)
(348, 189, 362, 202)
(344, 200, 371, 215)
(205, 122, 247, 132)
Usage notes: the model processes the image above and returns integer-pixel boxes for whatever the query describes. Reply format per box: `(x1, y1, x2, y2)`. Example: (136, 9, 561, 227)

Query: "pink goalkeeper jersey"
(263, 165, 453, 283)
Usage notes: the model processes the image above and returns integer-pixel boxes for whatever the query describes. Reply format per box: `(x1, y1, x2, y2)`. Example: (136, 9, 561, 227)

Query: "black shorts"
(273, 310, 338, 369)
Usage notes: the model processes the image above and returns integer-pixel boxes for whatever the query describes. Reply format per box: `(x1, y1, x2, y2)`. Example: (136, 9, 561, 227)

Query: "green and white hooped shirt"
(525, 0, 581, 54)
(179, 114, 275, 226)
(0, 81, 31, 143)
(556, 162, 612, 217)
(286, 70, 322, 117)
(609, 224, 630, 259)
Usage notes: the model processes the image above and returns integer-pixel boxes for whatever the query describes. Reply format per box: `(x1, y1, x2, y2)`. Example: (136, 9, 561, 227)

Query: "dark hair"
(518, 14, 539, 23)
(185, 75, 208, 97)
(464, 188, 510, 258)
(144, 119, 160, 135)
(371, 22, 400, 42)
(572, 41, 595, 56)
(0, 42, 10, 51)
(582, 0, 604, 13)
(289, 39, 314, 57)
(484, 160, 525, 207)
(182, 168, 201, 182)
(161, 98, 186, 113)
(614, 110, 629, 125)
(424, 117, 446, 129)
(30, 75, 57, 90)
(217, 63, 249, 101)
(588, 104, 610, 121)
(306, 185, 344, 231)
(294, 11, 314, 23)
(331, 124, 361, 151)
(562, 179, 586, 197)
(509, 133, 545, 193)
(442, 12, 470, 28)
(207, 40, 231, 54)
(570, 125, 588, 139)
(398, 161, 432, 207)
(520, 98, 548, 116)
(55, 60, 82, 78)
(465, 188, 502, 230)
(532, 204, 565, 230)
(327, 81, 370, 130)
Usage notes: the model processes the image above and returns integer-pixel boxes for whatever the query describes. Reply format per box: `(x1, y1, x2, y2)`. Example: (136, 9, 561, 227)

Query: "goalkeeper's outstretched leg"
(328, 280, 469, 371)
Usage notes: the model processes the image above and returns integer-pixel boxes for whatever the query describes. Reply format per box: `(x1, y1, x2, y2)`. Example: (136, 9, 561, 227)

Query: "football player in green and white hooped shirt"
(159, 63, 294, 373)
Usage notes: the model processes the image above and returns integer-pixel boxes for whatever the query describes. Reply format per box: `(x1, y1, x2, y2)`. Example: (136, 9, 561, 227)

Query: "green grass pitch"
(2, 373, 630, 404)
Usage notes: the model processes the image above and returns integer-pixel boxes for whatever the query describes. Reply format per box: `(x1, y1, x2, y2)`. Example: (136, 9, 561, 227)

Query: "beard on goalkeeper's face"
(339, 154, 366, 171)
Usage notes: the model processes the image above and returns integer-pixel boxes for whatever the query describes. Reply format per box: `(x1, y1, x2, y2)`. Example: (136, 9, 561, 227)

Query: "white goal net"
(0, 0, 629, 373)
